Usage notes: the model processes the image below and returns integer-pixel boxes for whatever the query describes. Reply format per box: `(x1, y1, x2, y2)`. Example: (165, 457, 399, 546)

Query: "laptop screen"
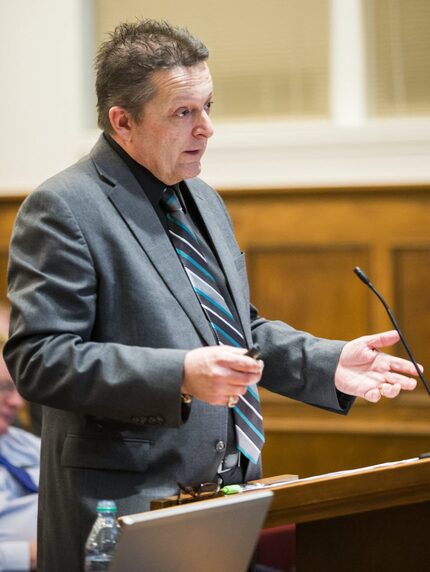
(109, 490, 273, 572)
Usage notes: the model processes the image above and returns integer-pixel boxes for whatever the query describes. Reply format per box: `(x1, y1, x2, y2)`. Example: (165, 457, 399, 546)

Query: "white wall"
(1, 0, 430, 195)
(0, 0, 90, 193)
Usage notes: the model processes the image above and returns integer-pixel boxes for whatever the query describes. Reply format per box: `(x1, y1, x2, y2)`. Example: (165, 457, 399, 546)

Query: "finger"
(385, 371, 417, 390)
(216, 346, 250, 356)
(215, 345, 262, 359)
(213, 386, 248, 406)
(201, 345, 264, 375)
(197, 380, 254, 406)
(364, 376, 415, 402)
(221, 369, 262, 387)
(208, 358, 262, 387)
(379, 382, 401, 399)
(386, 356, 423, 377)
(218, 353, 264, 375)
(228, 384, 249, 396)
(361, 330, 400, 350)
(363, 387, 382, 403)
(216, 377, 260, 404)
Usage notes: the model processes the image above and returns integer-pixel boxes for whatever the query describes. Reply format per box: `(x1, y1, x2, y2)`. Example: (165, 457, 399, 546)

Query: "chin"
(182, 163, 201, 180)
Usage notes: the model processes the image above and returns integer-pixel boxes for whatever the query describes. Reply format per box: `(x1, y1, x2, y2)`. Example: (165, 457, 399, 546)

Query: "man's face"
(120, 61, 214, 185)
(0, 356, 23, 435)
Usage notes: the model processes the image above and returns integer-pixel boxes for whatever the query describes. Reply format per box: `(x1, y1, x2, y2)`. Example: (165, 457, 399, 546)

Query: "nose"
(193, 109, 214, 139)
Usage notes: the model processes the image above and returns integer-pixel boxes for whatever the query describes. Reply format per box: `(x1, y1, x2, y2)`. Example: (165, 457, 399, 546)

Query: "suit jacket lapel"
(186, 180, 252, 348)
(90, 137, 215, 346)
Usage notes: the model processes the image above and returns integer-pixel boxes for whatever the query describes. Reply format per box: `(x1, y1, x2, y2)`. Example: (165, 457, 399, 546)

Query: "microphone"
(353, 266, 430, 396)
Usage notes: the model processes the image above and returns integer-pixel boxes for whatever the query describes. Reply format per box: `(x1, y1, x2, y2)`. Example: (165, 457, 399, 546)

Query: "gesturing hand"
(182, 345, 264, 406)
(334, 330, 420, 402)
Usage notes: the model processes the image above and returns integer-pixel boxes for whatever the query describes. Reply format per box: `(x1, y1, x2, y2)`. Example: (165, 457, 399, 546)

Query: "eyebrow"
(171, 91, 214, 105)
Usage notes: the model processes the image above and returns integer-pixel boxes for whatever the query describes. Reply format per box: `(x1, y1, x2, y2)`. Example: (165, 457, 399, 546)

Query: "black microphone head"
(354, 266, 371, 285)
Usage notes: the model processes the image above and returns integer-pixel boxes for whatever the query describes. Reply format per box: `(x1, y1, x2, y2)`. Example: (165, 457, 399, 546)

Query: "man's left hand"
(334, 330, 420, 402)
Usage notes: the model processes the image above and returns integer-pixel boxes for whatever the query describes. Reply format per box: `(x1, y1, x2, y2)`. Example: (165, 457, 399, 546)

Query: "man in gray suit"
(3, 20, 419, 572)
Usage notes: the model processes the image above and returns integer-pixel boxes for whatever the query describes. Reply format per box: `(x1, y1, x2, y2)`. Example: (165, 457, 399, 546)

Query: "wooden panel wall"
(221, 185, 430, 478)
(2, 187, 430, 478)
(0, 196, 22, 302)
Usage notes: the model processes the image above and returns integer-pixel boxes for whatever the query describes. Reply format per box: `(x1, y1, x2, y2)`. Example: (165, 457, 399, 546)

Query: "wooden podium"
(264, 456, 430, 571)
(151, 457, 430, 571)
(150, 457, 430, 570)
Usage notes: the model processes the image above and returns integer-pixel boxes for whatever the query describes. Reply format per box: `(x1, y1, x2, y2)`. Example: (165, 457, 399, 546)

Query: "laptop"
(108, 490, 273, 572)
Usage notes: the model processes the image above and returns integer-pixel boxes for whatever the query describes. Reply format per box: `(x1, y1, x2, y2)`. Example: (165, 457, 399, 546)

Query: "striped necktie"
(160, 187, 265, 464)
(0, 453, 38, 494)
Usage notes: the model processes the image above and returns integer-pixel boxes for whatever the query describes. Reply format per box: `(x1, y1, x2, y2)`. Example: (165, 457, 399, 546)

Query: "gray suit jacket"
(4, 136, 348, 571)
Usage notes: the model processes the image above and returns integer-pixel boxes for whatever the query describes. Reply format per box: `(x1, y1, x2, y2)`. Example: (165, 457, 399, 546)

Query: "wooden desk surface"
(264, 456, 430, 528)
(150, 458, 430, 530)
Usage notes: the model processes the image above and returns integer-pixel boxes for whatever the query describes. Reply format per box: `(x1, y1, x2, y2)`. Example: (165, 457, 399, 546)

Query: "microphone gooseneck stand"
(353, 266, 430, 396)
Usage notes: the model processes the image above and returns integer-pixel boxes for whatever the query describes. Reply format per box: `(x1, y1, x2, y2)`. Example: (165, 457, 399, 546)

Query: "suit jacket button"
(215, 440, 225, 452)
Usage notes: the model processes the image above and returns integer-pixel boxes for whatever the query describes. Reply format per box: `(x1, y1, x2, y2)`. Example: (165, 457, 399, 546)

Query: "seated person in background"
(0, 307, 41, 439)
(0, 310, 40, 572)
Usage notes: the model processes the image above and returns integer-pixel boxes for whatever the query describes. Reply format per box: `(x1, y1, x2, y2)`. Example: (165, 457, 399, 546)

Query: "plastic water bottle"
(84, 500, 120, 571)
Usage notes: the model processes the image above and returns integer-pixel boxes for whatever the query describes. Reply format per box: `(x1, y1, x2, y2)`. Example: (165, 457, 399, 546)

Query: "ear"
(108, 106, 133, 142)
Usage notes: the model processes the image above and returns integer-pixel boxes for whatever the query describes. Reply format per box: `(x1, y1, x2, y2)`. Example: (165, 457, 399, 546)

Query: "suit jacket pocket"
(61, 434, 151, 473)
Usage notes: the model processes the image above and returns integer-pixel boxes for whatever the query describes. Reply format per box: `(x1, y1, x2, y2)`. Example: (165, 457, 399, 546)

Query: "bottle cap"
(96, 500, 117, 513)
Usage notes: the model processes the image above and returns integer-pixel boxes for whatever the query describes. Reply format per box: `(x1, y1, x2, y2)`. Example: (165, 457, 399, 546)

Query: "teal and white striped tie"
(160, 187, 265, 464)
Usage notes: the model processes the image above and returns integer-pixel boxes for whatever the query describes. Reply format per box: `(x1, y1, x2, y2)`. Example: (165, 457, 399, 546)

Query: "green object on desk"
(221, 484, 242, 495)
